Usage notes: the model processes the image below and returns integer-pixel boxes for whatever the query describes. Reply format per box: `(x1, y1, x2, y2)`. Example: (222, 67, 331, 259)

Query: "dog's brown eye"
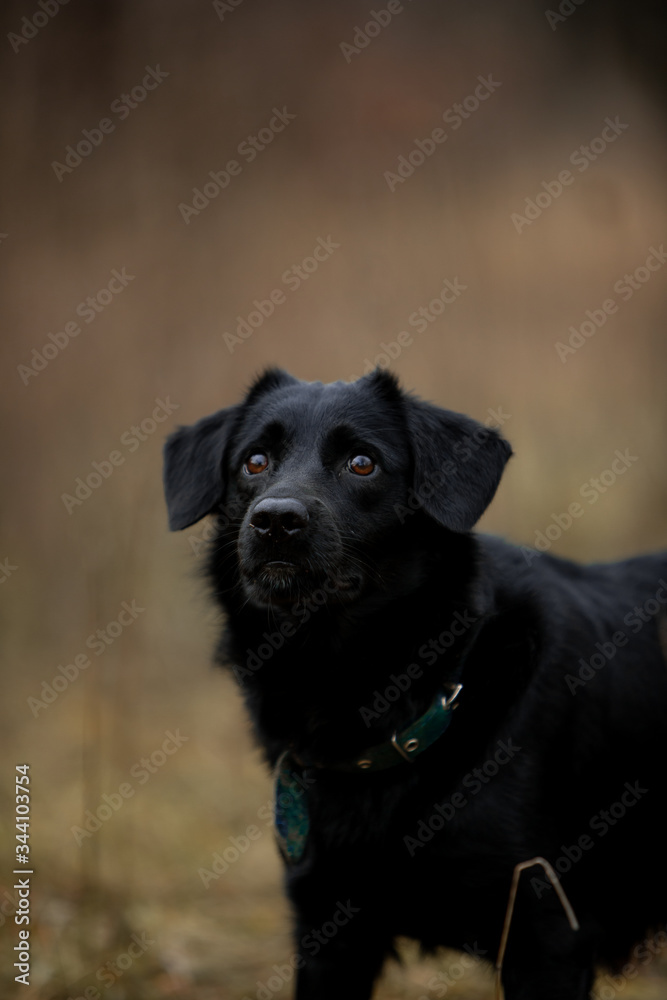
(349, 455, 375, 476)
(244, 453, 269, 475)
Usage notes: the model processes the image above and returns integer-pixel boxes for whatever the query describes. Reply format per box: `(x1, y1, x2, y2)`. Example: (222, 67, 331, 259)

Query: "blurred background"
(1, 0, 666, 996)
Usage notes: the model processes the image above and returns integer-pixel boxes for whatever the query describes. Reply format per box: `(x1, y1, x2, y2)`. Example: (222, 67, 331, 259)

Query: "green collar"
(274, 685, 462, 863)
(318, 683, 462, 772)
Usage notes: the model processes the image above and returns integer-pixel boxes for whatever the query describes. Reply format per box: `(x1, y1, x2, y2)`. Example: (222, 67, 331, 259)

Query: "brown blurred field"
(1, 1, 666, 997)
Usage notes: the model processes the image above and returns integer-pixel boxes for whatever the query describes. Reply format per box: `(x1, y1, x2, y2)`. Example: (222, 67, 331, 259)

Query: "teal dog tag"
(274, 752, 310, 864)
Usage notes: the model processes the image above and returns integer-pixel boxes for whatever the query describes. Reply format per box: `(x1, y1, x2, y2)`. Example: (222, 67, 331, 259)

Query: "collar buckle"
(442, 682, 463, 709)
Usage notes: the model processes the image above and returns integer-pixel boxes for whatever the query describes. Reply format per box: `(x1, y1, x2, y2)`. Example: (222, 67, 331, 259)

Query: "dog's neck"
(212, 529, 490, 766)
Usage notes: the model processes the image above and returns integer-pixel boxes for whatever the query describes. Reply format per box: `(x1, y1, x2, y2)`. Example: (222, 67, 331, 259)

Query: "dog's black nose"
(249, 498, 309, 538)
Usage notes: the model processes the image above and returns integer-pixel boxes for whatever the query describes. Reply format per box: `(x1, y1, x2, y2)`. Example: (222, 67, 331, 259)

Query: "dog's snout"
(250, 497, 309, 538)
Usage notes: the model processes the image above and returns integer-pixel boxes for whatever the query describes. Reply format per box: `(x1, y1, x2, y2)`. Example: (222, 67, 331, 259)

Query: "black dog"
(163, 368, 667, 999)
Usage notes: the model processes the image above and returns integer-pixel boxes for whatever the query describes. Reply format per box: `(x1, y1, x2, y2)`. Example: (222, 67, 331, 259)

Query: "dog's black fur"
(163, 368, 667, 999)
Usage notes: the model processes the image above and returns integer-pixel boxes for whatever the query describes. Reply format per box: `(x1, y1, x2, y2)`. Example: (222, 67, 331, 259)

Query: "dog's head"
(163, 368, 511, 610)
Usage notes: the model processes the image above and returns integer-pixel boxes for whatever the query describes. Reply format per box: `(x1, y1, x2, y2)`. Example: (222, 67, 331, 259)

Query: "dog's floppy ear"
(163, 368, 297, 531)
(163, 407, 239, 531)
(405, 396, 512, 533)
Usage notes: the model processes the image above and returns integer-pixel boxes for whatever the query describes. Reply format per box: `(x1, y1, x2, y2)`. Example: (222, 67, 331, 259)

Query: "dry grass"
(1, 0, 667, 997)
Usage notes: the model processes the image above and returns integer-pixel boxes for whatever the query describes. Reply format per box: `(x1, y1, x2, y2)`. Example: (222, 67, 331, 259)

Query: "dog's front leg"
(501, 955, 595, 999)
(293, 913, 388, 1000)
